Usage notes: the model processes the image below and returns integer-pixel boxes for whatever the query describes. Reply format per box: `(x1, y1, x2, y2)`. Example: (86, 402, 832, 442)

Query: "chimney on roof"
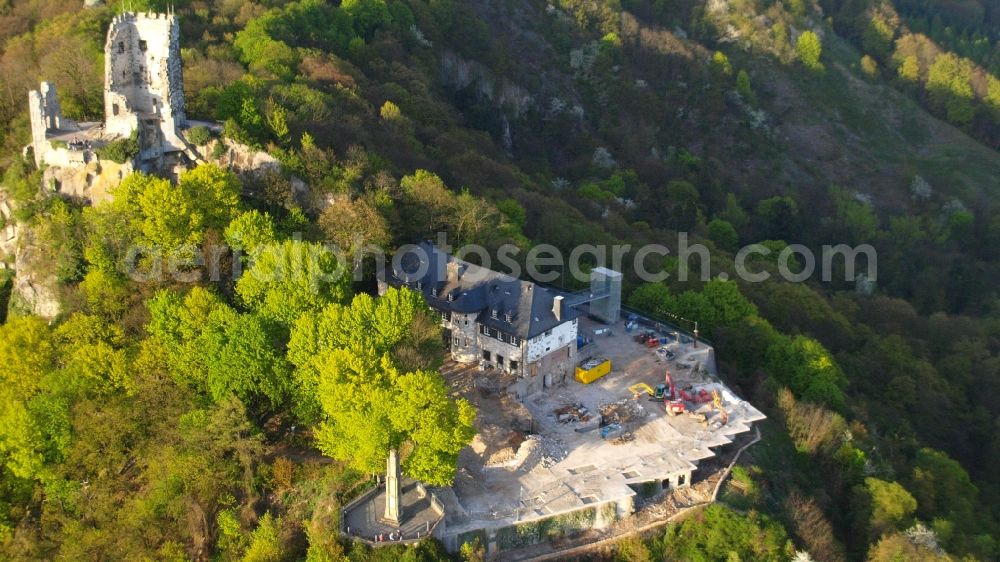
(553, 295, 564, 322)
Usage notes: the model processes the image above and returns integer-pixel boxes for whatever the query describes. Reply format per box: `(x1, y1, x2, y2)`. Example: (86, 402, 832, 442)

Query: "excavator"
(662, 371, 686, 416)
(712, 389, 728, 425)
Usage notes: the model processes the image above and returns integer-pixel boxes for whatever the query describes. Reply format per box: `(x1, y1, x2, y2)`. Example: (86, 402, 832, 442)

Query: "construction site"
(433, 311, 766, 555)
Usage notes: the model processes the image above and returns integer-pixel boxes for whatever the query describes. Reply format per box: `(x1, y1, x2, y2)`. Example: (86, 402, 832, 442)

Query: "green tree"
(54, 313, 134, 395)
(225, 210, 278, 258)
(242, 513, 281, 562)
(185, 125, 212, 146)
(866, 531, 952, 562)
(851, 478, 917, 541)
(711, 51, 732, 77)
(341, 0, 391, 39)
(287, 287, 444, 423)
(926, 53, 975, 126)
(627, 283, 676, 320)
(909, 448, 978, 534)
(233, 20, 299, 80)
(796, 31, 823, 72)
(318, 195, 390, 255)
(736, 70, 756, 104)
(178, 163, 242, 231)
(235, 240, 352, 328)
(107, 164, 242, 251)
(663, 180, 702, 232)
(897, 55, 920, 83)
(380, 100, 402, 121)
(755, 196, 801, 242)
(862, 14, 896, 60)
(399, 170, 456, 238)
(313, 350, 475, 485)
(708, 219, 739, 251)
(0, 317, 58, 480)
(766, 335, 846, 408)
(298, 287, 474, 485)
(147, 287, 291, 410)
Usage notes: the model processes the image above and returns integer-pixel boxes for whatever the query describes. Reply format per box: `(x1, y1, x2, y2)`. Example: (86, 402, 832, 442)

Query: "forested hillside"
(1, 0, 999, 561)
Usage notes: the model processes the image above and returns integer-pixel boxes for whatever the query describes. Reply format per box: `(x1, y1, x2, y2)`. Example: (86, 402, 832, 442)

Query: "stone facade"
(104, 11, 187, 157)
(28, 11, 191, 174)
(381, 242, 581, 398)
(442, 309, 578, 398)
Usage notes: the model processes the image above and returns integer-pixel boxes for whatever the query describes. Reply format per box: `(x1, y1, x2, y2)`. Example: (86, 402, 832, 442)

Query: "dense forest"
(1, 0, 999, 561)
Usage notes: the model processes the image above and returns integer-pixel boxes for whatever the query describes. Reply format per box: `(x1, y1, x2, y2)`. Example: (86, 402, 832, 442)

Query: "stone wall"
(104, 12, 186, 153)
(27, 82, 65, 167)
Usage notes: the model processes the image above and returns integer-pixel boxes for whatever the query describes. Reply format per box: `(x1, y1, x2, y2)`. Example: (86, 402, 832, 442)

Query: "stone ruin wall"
(104, 12, 186, 151)
(27, 82, 68, 168)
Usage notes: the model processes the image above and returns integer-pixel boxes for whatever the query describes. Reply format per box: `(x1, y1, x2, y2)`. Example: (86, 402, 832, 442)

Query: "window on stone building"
(139, 40, 147, 52)
(482, 350, 490, 361)
(510, 360, 518, 372)
(118, 42, 125, 54)
(497, 355, 504, 366)
(112, 104, 120, 116)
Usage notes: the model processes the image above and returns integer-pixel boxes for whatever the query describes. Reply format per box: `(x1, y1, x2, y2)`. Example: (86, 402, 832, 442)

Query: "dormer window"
(431, 287, 438, 297)
(505, 312, 513, 323)
(447, 293, 454, 302)
(416, 281, 422, 290)
(491, 309, 498, 319)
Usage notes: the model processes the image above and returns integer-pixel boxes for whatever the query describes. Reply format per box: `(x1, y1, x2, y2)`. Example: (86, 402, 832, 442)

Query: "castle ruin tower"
(27, 82, 64, 167)
(104, 11, 187, 159)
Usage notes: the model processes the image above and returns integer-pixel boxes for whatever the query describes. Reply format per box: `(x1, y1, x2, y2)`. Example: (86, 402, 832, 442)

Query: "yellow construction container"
(575, 358, 612, 384)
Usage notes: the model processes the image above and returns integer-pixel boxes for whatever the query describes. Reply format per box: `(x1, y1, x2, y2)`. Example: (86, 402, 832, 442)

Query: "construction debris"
(553, 403, 592, 423)
(599, 398, 648, 426)
(526, 434, 567, 467)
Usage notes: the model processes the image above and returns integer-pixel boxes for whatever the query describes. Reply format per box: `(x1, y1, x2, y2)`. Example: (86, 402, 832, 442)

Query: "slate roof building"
(379, 242, 580, 397)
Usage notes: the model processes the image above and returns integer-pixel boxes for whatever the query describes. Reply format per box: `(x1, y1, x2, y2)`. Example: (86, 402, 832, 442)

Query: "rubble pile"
(526, 434, 567, 467)
(599, 398, 649, 426)
(553, 403, 592, 423)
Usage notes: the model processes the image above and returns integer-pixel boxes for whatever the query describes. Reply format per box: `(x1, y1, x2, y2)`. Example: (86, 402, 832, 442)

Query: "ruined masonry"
(28, 11, 197, 179)
(104, 11, 188, 158)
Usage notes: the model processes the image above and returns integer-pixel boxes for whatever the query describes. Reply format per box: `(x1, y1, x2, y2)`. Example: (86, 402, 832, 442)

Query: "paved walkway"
(344, 479, 442, 541)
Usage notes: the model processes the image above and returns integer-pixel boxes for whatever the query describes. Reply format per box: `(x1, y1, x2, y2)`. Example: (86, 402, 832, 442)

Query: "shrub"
(186, 125, 213, 146)
(211, 139, 228, 160)
(96, 130, 139, 164)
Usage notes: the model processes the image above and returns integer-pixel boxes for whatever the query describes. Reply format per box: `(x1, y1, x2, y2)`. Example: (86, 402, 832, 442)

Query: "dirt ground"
(435, 316, 766, 544)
